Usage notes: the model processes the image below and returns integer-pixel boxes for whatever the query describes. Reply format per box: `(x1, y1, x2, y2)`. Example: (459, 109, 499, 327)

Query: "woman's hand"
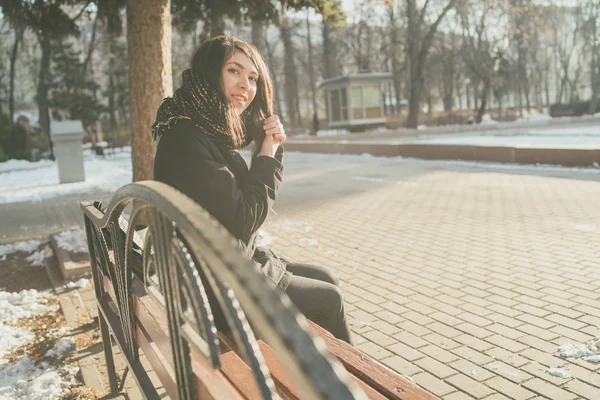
(259, 115, 286, 158)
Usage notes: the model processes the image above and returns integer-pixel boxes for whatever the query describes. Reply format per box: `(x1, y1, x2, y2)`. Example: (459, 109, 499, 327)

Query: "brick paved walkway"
(264, 153, 600, 400)
(2, 151, 600, 399)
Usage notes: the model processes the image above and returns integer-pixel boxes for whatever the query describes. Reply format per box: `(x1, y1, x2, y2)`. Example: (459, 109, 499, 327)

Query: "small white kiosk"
(319, 72, 392, 130)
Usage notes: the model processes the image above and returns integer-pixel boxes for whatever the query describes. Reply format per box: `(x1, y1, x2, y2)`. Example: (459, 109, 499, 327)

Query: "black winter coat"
(153, 119, 292, 290)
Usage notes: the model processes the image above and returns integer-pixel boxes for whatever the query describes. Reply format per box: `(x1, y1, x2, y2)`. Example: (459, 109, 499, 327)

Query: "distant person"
(152, 36, 353, 344)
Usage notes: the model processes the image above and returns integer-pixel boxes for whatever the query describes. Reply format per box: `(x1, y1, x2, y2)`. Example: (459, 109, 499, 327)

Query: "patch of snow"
(66, 279, 89, 289)
(44, 338, 74, 360)
(0, 240, 43, 257)
(0, 322, 34, 359)
(575, 224, 596, 232)
(25, 245, 52, 266)
(256, 230, 277, 247)
(518, 113, 553, 122)
(585, 355, 600, 363)
(54, 228, 88, 254)
(0, 150, 132, 204)
(479, 114, 499, 125)
(44, 327, 71, 340)
(0, 356, 78, 400)
(0, 290, 58, 325)
(352, 176, 386, 183)
(470, 370, 477, 376)
(317, 129, 350, 137)
(299, 238, 318, 246)
(417, 125, 427, 130)
(413, 124, 600, 147)
(557, 340, 600, 363)
(0, 159, 53, 174)
(546, 367, 570, 378)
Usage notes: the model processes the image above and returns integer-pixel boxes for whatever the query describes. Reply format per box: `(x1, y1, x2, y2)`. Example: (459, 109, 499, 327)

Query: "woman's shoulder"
(158, 119, 217, 154)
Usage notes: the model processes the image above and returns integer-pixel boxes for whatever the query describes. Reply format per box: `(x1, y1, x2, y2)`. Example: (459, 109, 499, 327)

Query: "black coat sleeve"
(154, 124, 283, 243)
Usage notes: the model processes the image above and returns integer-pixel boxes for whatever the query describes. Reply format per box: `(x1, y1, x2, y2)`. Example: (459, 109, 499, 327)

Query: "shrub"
(550, 100, 598, 117)
(0, 114, 32, 161)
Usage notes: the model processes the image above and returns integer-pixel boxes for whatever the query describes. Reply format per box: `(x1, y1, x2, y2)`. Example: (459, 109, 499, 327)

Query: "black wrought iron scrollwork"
(81, 181, 366, 400)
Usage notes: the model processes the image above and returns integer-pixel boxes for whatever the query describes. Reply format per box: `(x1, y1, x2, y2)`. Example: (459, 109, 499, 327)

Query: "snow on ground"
(0, 148, 132, 205)
(558, 340, 600, 363)
(0, 290, 58, 325)
(546, 367, 570, 378)
(0, 287, 79, 399)
(0, 323, 34, 360)
(0, 356, 79, 400)
(0, 240, 43, 257)
(2, 125, 600, 206)
(0, 281, 79, 399)
(55, 227, 88, 254)
(66, 279, 89, 289)
(44, 338, 75, 360)
(0, 159, 53, 174)
(25, 245, 53, 266)
(414, 124, 600, 146)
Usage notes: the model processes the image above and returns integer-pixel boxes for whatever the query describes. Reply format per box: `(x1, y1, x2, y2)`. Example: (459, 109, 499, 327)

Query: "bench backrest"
(81, 181, 366, 400)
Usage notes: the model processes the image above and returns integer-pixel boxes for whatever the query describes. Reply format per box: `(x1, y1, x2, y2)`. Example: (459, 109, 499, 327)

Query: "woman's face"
(221, 51, 258, 112)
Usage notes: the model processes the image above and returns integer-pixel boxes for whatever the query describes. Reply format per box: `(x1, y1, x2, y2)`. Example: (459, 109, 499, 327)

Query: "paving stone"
(445, 374, 495, 399)
(412, 372, 456, 397)
(522, 378, 577, 400)
(484, 377, 536, 400)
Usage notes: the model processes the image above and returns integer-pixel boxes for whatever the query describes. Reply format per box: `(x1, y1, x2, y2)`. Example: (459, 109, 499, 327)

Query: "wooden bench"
(81, 181, 438, 399)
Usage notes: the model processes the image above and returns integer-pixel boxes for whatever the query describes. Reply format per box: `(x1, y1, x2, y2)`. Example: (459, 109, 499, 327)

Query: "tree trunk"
(107, 36, 119, 139)
(279, 10, 300, 127)
(9, 26, 24, 121)
(210, 10, 225, 37)
(322, 19, 340, 79)
(37, 34, 53, 159)
(306, 11, 318, 134)
(251, 19, 264, 52)
(389, 7, 402, 112)
(83, 12, 99, 79)
(262, 36, 284, 120)
(405, 0, 456, 128)
(475, 80, 490, 123)
(406, 67, 424, 128)
(127, 0, 172, 182)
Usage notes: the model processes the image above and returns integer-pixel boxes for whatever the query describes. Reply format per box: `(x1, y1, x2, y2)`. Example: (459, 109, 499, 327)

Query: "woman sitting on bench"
(152, 36, 353, 345)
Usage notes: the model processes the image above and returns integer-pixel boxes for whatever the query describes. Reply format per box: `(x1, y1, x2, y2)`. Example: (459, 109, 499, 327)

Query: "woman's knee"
(319, 284, 345, 318)
(289, 263, 340, 287)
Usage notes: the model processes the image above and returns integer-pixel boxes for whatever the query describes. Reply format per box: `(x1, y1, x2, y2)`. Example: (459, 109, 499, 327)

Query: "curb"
(283, 142, 600, 167)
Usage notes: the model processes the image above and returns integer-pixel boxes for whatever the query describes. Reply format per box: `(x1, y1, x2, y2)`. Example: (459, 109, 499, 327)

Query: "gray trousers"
(284, 263, 353, 345)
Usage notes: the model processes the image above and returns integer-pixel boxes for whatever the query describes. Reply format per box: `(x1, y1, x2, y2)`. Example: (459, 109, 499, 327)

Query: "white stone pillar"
(50, 120, 85, 184)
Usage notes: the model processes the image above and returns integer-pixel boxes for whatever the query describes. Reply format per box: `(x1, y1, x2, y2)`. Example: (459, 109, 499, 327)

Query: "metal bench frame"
(81, 181, 364, 399)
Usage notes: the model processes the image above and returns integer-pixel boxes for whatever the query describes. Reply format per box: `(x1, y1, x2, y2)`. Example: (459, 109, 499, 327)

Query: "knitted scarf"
(151, 68, 252, 151)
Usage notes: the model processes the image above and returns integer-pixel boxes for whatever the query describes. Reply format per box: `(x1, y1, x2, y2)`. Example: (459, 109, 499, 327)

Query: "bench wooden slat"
(190, 346, 246, 400)
(219, 351, 264, 400)
(257, 340, 388, 400)
(308, 321, 439, 400)
(136, 321, 178, 398)
(100, 274, 245, 400)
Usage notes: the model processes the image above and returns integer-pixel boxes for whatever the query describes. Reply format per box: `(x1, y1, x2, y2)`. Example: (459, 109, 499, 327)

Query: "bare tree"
(405, 0, 458, 128)
(552, 2, 583, 104)
(458, 0, 506, 122)
(582, 0, 600, 112)
(387, 2, 404, 111)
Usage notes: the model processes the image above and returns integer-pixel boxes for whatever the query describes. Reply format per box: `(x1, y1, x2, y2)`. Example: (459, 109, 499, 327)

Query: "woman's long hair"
(191, 36, 274, 153)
